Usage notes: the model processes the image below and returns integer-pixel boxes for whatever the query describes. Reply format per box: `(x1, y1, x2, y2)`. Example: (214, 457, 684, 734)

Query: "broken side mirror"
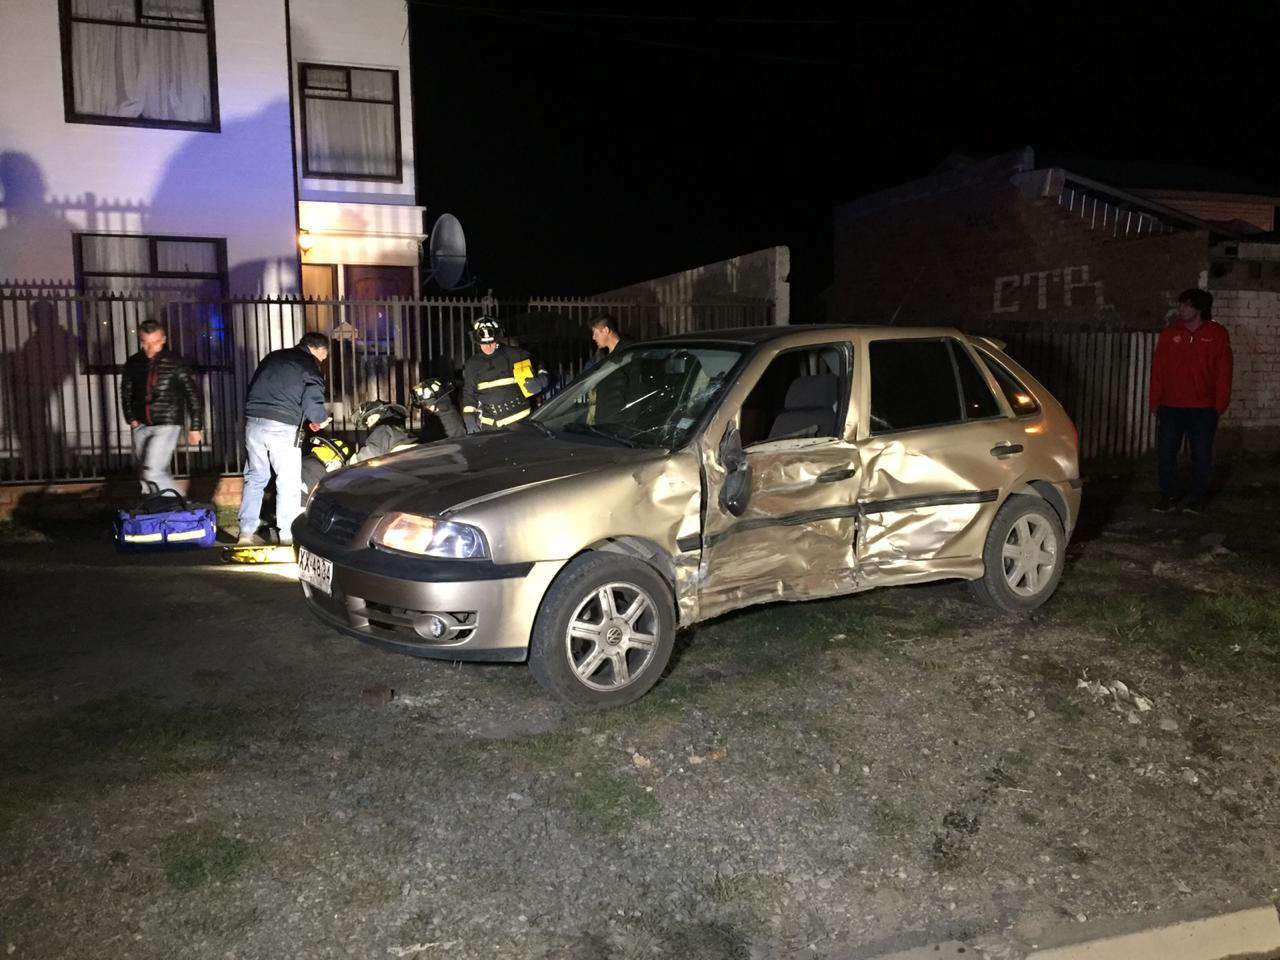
(718, 423, 752, 517)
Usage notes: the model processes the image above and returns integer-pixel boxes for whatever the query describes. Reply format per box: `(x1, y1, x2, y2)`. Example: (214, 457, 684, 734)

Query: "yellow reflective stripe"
(165, 528, 208, 541)
(461, 404, 479, 413)
(123, 532, 163, 542)
(477, 377, 518, 390)
(478, 407, 531, 427)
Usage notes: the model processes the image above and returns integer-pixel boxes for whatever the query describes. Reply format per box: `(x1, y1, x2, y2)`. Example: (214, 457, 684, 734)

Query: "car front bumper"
(293, 521, 564, 662)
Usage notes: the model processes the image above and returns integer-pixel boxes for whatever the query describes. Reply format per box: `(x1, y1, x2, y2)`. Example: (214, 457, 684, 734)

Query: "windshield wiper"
(561, 422, 642, 447)
(525, 419, 555, 439)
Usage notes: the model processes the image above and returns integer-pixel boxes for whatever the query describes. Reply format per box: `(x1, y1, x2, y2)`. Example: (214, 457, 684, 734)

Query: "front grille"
(306, 495, 369, 545)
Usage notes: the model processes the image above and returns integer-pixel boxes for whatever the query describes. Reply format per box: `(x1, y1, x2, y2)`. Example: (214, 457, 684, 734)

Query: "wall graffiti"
(993, 265, 1105, 314)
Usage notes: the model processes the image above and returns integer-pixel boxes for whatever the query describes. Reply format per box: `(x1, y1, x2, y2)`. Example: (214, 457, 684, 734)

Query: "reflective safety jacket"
(461, 345, 549, 430)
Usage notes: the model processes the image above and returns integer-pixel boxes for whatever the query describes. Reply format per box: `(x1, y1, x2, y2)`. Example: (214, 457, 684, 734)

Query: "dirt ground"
(2, 459, 1279, 960)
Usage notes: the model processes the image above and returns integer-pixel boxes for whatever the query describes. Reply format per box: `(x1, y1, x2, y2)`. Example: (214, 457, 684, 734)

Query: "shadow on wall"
(0, 152, 79, 287)
(0, 298, 79, 479)
(148, 99, 300, 296)
(2, 102, 300, 295)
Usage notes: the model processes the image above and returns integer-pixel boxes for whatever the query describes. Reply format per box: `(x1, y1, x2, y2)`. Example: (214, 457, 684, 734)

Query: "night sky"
(410, 4, 1280, 315)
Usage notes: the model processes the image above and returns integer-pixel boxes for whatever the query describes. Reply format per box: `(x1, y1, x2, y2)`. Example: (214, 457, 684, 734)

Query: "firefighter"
(410, 377, 467, 439)
(460, 316, 548, 432)
(349, 399, 414, 464)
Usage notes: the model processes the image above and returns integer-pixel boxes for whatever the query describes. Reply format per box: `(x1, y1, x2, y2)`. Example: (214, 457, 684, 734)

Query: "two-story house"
(0, 0, 424, 302)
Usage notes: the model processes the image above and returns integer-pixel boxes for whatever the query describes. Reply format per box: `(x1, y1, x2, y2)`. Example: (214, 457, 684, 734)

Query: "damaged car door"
(854, 334, 1027, 583)
(696, 340, 862, 620)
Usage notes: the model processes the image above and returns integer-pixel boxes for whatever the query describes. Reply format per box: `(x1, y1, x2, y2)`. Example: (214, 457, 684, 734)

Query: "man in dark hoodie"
(237, 332, 330, 545)
(120, 319, 203, 494)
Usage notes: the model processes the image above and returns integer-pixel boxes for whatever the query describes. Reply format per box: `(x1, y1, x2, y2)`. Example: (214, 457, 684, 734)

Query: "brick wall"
(1213, 289, 1280, 451)
(830, 182, 1208, 333)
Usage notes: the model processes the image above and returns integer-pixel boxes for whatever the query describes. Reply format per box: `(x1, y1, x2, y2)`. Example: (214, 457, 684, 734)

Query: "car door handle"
(816, 467, 857, 483)
(990, 443, 1024, 458)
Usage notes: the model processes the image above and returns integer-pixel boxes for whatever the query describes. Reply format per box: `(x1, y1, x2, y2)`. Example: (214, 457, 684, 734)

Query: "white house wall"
(290, 0, 425, 282)
(0, 0, 300, 295)
(299, 201, 422, 271)
(289, 0, 419, 205)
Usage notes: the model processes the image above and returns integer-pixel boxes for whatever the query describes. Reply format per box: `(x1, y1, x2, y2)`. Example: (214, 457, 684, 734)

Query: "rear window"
(869, 339, 960, 433)
(978, 352, 1041, 416)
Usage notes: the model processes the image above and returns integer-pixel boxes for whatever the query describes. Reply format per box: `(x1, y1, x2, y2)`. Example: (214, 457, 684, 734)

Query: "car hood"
(315, 426, 662, 518)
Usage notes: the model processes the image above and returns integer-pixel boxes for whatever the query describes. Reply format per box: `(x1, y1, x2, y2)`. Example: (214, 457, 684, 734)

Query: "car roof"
(641, 324, 973, 347)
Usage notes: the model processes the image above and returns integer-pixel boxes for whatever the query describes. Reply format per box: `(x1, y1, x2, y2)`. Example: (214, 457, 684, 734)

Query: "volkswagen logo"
(320, 506, 339, 533)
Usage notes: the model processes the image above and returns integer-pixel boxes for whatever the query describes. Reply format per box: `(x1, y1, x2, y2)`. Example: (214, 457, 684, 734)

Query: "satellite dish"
(426, 213, 469, 290)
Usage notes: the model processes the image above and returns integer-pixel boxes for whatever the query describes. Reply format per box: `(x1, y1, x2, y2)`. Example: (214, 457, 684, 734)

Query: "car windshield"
(533, 343, 748, 449)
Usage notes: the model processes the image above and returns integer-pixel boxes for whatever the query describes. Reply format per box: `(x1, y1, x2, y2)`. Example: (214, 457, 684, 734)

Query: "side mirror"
(717, 423, 752, 517)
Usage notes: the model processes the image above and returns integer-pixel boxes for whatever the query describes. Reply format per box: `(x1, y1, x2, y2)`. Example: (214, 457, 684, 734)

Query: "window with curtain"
(300, 64, 401, 181)
(75, 233, 228, 370)
(60, 0, 218, 130)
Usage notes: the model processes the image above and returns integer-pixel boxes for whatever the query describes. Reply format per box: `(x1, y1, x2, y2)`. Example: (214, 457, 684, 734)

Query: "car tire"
(528, 553, 676, 707)
(969, 495, 1066, 613)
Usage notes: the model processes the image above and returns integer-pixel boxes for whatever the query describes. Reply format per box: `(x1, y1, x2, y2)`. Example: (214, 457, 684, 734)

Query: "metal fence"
(1003, 329, 1160, 460)
(0, 290, 774, 483)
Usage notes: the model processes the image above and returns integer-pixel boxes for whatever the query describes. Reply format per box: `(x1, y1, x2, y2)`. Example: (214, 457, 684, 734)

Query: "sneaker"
(236, 532, 268, 547)
(1152, 496, 1177, 513)
(1182, 499, 1206, 515)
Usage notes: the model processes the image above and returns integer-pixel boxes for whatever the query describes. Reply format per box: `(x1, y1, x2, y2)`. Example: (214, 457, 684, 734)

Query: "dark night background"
(409, 4, 1280, 317)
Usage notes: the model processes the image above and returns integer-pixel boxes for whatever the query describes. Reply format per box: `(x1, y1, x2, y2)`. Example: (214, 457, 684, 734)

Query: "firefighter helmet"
(354, 399, 408, 429)
(410, 378, 453, 408)
(471, 315, 503, 345)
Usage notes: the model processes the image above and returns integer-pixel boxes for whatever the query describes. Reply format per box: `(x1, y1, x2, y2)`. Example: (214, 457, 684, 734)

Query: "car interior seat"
(766, 373, 839, 441)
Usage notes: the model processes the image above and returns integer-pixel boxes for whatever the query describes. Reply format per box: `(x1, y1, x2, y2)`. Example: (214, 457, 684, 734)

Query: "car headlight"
(370, 513, 489, 559)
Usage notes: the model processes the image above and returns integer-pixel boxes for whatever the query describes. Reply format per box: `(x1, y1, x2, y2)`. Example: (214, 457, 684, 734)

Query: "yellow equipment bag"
(513, 358, 536, 398)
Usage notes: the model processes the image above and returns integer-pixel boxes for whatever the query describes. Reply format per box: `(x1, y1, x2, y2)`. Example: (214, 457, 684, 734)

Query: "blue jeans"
(132, 424, 181, 494)
(1156, 406, 1218, 501)
(238, 417, 302, 541)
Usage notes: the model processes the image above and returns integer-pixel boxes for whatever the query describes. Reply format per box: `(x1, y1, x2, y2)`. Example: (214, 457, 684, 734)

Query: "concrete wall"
(0, 0, 300, 295)
(1214, 288, 1280, 452)
(595, 246, 790, 325)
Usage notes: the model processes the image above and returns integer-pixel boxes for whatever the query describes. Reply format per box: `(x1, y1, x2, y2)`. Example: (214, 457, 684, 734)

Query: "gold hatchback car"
(295, 326, 1081, 706)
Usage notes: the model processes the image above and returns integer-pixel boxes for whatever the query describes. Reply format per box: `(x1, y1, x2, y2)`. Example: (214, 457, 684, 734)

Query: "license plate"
(297, 546, 333, 595)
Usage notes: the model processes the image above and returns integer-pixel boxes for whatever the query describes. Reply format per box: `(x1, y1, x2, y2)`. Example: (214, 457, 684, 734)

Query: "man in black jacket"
(587, 313, 636, 425)
(237, 332, 330, 545)
(120, 320, 203, 494)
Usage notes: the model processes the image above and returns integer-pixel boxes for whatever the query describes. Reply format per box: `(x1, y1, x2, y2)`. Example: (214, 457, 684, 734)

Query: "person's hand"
(129, 420, 141, 429)
(188, 430, 203, 445)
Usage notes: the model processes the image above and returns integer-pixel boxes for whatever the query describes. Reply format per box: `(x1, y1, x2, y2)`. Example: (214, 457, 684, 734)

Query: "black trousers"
(1156, 406, 1218, 500)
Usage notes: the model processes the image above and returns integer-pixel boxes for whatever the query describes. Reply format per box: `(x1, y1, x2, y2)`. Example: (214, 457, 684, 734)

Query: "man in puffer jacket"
(237, 332, 330, 545)
(120, 319, 203, 494)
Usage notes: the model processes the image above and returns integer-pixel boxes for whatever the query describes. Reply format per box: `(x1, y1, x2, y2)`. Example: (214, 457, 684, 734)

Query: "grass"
(871, 801, 915, 840)
(0, 518, 50, 543)
(704, 870, 786, 904)
(0, 693, 273, 830)
(560, 772, 659, 832)
(1045, 546, 1280, 682)
(161, 826, 255, 890)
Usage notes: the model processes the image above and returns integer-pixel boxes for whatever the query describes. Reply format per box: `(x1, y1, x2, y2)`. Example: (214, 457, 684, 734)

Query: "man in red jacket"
(1149, 288, 1233, 513)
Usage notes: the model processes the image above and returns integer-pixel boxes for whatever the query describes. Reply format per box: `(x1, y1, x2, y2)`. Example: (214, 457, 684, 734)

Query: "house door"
(339, 265, 415, 409)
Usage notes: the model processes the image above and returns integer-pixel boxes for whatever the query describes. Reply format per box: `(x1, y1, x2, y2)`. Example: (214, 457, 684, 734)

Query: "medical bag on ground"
(114, 484, 217, 551)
